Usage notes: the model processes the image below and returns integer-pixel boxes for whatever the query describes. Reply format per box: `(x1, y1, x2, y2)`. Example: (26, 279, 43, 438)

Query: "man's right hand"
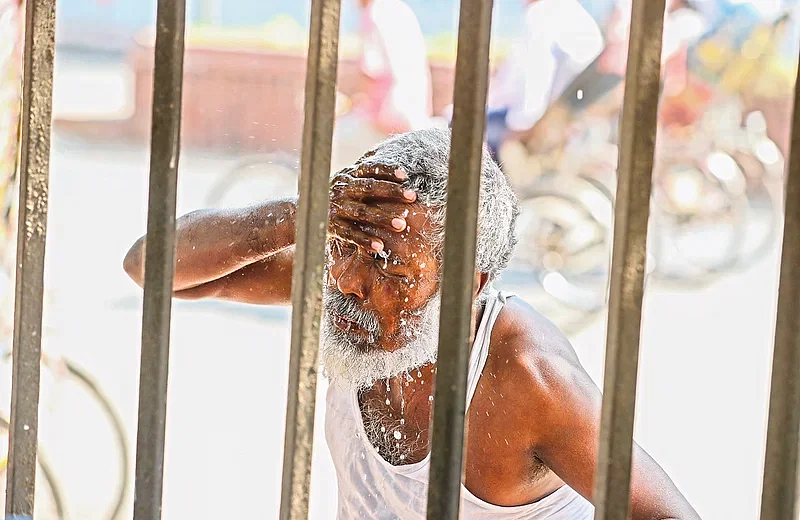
(329, 163, 417, 254)
(122, 162, 418, 306)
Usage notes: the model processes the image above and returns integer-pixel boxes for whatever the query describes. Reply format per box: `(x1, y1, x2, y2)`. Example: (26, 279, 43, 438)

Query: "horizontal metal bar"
(5, 0, 56, 516)
(593, 1, 666, 519)
(132, 0, 186, 518)
(758, 44, 800, 520)
(279, 0, 341, 518)
(426, 1, 494, 519)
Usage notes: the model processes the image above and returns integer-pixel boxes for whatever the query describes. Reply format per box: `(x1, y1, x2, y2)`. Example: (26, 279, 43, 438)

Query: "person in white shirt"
(495, 0, 714, 164)
(484, 0, 605, 160)
(331, 0, 433, 172)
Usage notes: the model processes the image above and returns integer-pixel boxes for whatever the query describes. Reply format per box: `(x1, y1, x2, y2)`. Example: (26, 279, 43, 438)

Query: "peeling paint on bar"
(6, 0, 55, 517)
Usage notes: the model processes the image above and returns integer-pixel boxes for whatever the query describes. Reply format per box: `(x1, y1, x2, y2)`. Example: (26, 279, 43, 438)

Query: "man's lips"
(332, 312, 366, 334)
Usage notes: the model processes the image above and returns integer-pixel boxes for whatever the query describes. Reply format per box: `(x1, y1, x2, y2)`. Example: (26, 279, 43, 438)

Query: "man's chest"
(356, 377, 549, 494)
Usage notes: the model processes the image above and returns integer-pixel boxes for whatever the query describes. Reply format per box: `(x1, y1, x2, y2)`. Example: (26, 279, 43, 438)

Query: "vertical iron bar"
(758, 45, 800, 520)
(426, 0, 493, 518)
(131, 0, 185, 518)
(593, 1, 665, 519)
(279, 0, 340, 518)
(5, 0, 55, 516)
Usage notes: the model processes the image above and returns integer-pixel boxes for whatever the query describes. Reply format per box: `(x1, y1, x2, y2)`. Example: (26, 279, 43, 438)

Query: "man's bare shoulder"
(484, 295, 598, 418)
(489, 296, 583, 374)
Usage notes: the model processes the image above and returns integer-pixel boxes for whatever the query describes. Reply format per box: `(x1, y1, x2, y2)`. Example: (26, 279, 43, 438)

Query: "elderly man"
(123, 129, 699, 519)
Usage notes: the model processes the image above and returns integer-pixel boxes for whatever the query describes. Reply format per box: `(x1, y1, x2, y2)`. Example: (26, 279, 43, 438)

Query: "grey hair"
(347, 127, 519, 294)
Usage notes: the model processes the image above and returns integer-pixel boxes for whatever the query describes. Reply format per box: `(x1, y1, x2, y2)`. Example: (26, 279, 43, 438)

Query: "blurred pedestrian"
(331, 0, 434, 172)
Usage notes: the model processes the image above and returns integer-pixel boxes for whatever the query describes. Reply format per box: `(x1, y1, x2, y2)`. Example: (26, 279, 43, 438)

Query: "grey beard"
(320, 289, 441, 391)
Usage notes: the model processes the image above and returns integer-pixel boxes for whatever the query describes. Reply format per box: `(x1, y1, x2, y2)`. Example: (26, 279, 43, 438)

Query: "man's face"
(321, 202, 442, 389)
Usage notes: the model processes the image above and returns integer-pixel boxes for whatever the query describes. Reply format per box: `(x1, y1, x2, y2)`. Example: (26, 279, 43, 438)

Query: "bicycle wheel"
(503, 172, 613, 334)
(0, 414, 68, 520)
(205, 152, 299, 209)
(58, 358, 129, 520)
(0, 351, 129, 520)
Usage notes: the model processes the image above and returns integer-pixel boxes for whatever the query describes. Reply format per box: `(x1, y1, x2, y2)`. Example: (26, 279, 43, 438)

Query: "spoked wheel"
(0, 351, 130, 520)
(503, 172, 614, 334)
(205, 152, 300, 209)
(0, 414, 68, 520)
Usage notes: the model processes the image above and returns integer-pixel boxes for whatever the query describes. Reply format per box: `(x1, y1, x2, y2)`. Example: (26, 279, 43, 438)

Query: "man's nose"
(334, 255, 370, 300)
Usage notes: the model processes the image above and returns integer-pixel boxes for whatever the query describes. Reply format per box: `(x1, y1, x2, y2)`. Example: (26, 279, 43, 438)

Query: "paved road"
(0, 131, 787, 519)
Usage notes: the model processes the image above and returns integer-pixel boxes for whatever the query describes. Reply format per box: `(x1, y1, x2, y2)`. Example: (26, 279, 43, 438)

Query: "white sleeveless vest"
(324, 290, 594, 519)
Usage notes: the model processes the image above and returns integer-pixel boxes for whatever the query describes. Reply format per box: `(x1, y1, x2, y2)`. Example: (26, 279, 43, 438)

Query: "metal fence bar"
(279, 0, 341, 517)
(426, 0, 493, 518)
(593, 1, 665, 518)
(758, 45, 800, 520)
(132, 0, 186, 517)
(5, 0, 56, 516)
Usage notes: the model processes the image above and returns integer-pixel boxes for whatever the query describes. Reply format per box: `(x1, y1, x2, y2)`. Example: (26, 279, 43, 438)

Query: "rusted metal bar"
(279, 0, 341, 517)
(593, 1, 665, 519)
(132, 0, 186, 518)
(758, 45, 800, 520)
(426, 0, 493, 518)
(5, 0, 56, 517)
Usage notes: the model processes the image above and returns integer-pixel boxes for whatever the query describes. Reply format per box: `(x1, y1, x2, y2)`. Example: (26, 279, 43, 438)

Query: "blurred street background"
(2, 0, 800, 519)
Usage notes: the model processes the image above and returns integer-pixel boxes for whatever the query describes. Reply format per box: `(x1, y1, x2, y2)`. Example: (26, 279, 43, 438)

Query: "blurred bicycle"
(0, 349, 131, 520)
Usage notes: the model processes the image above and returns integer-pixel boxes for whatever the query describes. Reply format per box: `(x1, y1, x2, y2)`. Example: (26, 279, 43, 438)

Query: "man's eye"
(373, 254, 404, 276)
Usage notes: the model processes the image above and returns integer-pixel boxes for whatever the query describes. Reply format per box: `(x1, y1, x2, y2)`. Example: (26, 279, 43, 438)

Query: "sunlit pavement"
(1, 131, 784, 519)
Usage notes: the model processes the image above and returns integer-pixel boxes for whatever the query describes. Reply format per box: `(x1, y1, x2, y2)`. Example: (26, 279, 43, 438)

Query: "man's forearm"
(123, 197, 297, 291)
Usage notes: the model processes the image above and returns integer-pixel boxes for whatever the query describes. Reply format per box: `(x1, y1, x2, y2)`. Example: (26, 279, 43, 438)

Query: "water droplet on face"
(400, 418, 405, 425)
(429, 395, 434, 402)
(381, 426, 386, 433)
(404, 297, 409, 302)
(386, 398, 391, 405)
(417, 370, 422, 378)
(420, 262, 426, 268)
(393, 430, 402, 440)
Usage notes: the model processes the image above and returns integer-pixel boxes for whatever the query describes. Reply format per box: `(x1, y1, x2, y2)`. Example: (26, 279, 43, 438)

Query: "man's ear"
(473, 272, 490, 300)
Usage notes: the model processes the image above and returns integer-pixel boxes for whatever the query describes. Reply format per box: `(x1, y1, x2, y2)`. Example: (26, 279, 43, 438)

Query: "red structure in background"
(59, 41, 456, 154)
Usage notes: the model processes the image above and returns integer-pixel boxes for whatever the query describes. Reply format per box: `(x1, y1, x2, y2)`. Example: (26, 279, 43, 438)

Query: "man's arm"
(122, 165, 416, 305)
(122, 197, 298, 304)
(510, 304, 701, 519)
